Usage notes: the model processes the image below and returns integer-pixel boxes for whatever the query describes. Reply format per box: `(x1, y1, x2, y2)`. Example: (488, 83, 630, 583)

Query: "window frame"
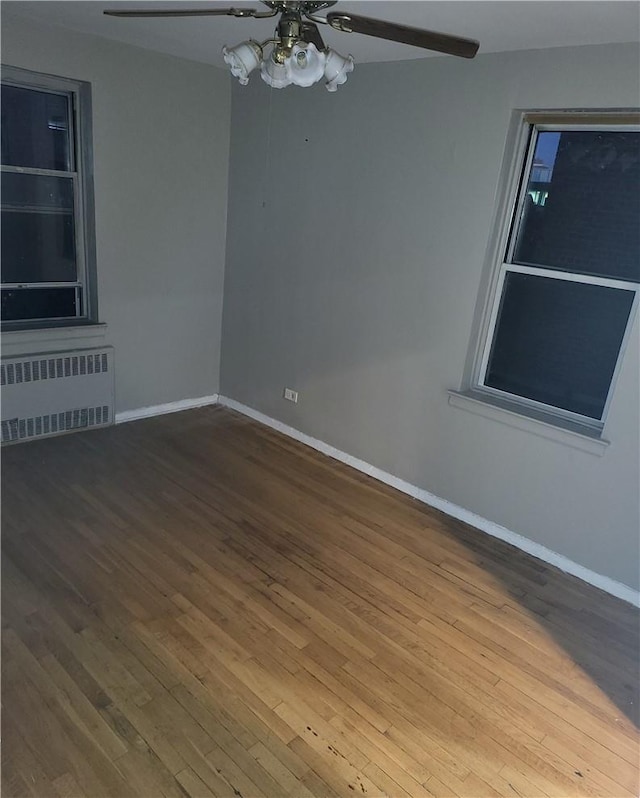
(469, 110, 640, 435)
(1, 65, 98, 331)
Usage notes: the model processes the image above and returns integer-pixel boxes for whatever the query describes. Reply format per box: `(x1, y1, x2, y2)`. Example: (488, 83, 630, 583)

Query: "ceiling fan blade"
(326, 11, 479, 59)
(301, 21, 326, 51)
(103, 7, 260, 18)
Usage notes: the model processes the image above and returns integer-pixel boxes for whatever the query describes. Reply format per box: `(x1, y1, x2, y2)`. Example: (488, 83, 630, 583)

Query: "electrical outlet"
(283, 387, 298, 403)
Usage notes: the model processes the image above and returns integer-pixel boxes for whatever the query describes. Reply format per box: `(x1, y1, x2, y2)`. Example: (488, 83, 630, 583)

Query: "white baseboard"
(115, 394, 219, 424)
(218, 395, 640, 608)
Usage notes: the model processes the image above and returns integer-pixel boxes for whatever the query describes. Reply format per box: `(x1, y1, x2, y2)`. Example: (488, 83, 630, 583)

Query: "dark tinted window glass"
(485, 272, 635, 419)
(1, 171, 74, 210)
(2, 173, 76, 283)
(1, 210, 76, 283)
(1, 286, 78, 321)
(513, 131, 640, 282)
(1, 85, 71, 171)
(2, 173, 77, 283)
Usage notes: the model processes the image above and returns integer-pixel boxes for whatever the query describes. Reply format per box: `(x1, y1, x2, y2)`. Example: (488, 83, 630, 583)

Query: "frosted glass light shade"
(285, 42, 326, 88)
(223, 41, 262, 86)
(261, 54, 292, 89)
(324, 49, 354, 92)
(223, 37, 355, 92)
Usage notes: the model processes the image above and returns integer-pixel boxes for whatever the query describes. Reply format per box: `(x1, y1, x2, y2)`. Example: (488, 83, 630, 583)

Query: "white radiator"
(1, 347, 115, 444)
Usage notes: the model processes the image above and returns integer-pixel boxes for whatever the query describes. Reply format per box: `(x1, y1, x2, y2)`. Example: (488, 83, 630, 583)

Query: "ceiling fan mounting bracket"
(227, 7, 265, 16)
(326, 14, 352, 34)
(261, 1, 337, 15)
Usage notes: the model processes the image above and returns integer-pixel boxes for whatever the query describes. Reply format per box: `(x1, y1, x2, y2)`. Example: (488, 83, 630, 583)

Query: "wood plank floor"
(2, 406, 639, 798)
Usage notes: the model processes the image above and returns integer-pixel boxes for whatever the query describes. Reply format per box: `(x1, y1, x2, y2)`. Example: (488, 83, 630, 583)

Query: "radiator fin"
(2, 346, 114, 445)
(1, 405, 110, 444)
(1, 352, 110, 386)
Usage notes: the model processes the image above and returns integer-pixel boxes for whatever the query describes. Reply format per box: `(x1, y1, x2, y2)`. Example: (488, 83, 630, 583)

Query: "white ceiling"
(3, 1, 640, 67)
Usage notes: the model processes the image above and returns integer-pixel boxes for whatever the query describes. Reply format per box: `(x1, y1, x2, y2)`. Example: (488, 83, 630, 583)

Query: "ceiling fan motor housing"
(274, 10, 303, 61)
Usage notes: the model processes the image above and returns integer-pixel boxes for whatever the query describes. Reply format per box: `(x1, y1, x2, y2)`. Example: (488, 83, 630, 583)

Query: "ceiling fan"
(104, 1, 479, 91)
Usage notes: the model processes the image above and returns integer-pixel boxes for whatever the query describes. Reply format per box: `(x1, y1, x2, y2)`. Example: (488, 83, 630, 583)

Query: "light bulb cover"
(223, 40, 262, 85)
(261, 52, 292, 89)
(285, 42, 326, 88)
(224, 38, 355, 92)
(324, 49, 354, 92)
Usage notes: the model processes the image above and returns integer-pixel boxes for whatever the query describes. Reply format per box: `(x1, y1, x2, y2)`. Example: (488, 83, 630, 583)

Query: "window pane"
(1, 173, 77, 283)
(1, 85, 71, 171)
(485, 272, 635, 420)
(513, 130, 640, 282)
(1, 286, 79, 322)
(1, 171, 74, 210)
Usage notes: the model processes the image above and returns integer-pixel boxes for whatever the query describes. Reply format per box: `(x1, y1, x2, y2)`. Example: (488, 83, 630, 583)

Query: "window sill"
(1, 323, 108, 358)
(447, 389, 609, 456)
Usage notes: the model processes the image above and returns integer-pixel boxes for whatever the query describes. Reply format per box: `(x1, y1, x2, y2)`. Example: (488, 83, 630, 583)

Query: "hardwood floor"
(2, 406, 638, 798)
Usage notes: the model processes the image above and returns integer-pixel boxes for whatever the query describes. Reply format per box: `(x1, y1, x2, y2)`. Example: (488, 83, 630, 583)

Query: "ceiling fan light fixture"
(260, 51, 292, 89)
(224, 37, 354, 91)
(106, 3, 479, 92)
(223, 40, 263, 85)
(323, 48, 354, 92)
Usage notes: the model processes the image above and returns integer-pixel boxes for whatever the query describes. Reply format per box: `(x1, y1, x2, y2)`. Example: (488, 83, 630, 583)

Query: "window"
(473, 112, 639, 434)
(1, 66, 97, 329)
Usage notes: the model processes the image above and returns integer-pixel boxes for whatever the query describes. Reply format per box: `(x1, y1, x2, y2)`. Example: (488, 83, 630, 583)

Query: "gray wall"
(221, 43, 640, 590)
(2, 14, 231, 412)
